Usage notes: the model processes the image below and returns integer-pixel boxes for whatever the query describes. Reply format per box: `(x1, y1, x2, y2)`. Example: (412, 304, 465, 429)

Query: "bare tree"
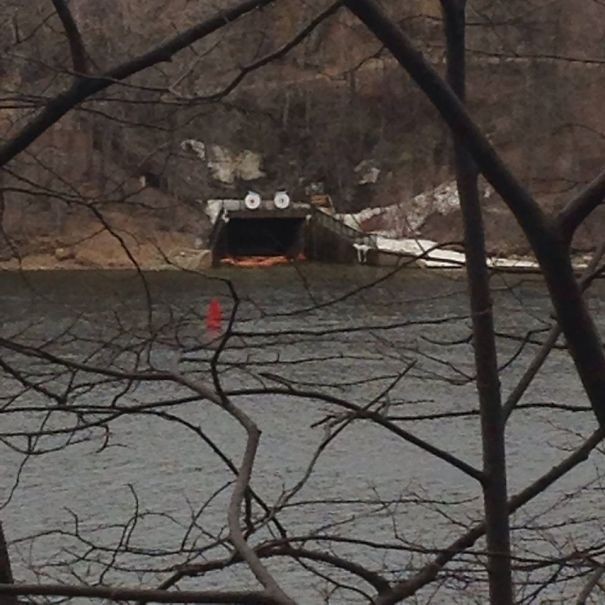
(1, 1, 605, 604)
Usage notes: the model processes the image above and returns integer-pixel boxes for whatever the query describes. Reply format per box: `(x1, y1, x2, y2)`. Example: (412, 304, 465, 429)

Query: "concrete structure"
(208, 199, 376, 265)
(207, 198, 587, 274)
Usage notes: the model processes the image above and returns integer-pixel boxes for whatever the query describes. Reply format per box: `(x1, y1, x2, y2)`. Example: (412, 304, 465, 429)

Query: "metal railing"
(310, 207, 377, 248)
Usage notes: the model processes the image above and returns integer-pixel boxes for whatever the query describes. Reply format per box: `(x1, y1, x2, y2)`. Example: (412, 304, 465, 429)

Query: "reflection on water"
(0, 266, 603, 603)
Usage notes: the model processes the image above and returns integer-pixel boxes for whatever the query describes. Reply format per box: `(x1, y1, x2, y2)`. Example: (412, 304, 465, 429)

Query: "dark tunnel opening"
(221, 217, 305, 257)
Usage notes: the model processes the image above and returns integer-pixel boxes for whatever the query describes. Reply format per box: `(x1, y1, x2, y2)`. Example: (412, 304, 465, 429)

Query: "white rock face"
(206, 145, 265, 184)
(234, 149, 266, 182)
(180, 139, 207, 160)
(181, 139, 265, 184)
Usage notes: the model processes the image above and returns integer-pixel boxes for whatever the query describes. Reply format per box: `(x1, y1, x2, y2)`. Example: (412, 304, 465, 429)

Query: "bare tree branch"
(576, 564, 605, 604)
(557, 168, 605, 241)
(230, 385, 484, 481)
(373, 429, 605, 604)
(344, 0, 605, 431)
(174, 374, 295, 605)
(50, 0, 88, 73)
(172, 1, 345, 102)
(503, 242, 605, 421)
(0, 0, 275, 169)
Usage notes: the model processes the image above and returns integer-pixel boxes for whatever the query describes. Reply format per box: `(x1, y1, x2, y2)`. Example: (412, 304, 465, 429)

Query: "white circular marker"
(244, 191, 261, 210)
(273, 191, 291, 209)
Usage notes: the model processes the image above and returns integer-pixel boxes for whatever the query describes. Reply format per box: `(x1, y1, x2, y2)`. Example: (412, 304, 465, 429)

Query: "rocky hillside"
(0, 0, 604, 264)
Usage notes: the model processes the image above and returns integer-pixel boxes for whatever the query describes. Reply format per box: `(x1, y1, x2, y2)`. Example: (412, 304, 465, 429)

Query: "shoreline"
(0, 237, 596, 275)
(0, 250, 588, 275)
(0, 248, 213, 273)
(0, 252, 594, 276)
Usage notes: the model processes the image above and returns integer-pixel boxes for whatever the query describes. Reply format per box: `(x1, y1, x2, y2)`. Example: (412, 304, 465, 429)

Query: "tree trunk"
(441, 2, 514, 603)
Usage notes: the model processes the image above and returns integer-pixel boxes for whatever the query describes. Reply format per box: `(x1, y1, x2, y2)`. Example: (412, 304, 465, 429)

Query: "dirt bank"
(0, 230, 212, 272)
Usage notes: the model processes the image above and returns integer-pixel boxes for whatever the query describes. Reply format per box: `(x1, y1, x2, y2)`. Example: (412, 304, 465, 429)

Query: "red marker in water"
(206, 298, 223, 331)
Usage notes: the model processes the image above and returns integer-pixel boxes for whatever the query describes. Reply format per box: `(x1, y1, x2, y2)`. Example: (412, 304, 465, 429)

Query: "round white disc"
(273, 191, 291, 209)
(244, 191, 261, 210)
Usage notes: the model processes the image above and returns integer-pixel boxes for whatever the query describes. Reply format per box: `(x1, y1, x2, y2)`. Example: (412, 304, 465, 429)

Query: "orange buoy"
(206, 298, 223, 331)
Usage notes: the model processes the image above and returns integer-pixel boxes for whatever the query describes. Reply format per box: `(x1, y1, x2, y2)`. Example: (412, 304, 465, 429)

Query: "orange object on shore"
(206, 298, 223, 331)
(220, 254, 306, 268)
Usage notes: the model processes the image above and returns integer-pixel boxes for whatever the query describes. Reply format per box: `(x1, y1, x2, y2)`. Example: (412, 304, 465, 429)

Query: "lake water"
(1, 266, 604, 603)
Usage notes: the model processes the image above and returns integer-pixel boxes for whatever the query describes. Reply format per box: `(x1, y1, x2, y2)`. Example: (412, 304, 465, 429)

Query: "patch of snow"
(336, 206, 383, 230)
(407, 181, 460, 233)
(338, 180, 461, 238)
(489, 257, 540, 270)
(374, 235, 552, 272)
(375, 236, 466, 267)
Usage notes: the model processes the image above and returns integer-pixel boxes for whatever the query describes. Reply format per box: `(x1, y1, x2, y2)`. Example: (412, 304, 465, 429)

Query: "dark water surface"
(1, 266, 604, 603)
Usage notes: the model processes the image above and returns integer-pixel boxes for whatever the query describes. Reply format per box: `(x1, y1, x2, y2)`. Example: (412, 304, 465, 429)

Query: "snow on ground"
(375, 236, 465, 267)
(337, 180, 462, 237)
(375, 234, 542, 270)
(374, 235, 591, 272)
